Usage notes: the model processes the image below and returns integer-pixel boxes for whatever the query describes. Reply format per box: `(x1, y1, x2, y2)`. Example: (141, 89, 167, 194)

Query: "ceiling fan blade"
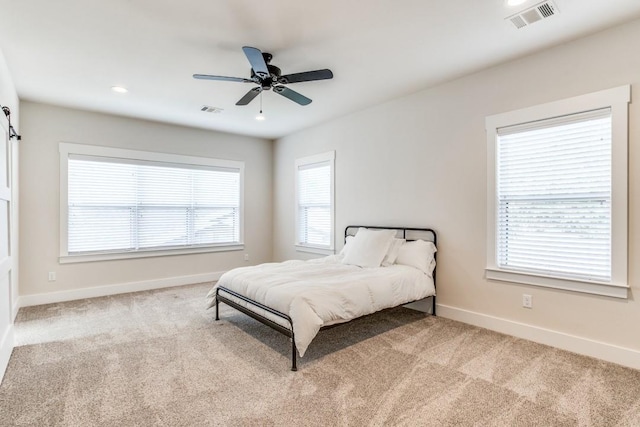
(278, 69, 333, 84)
(236, 87, 262, 106)
(242, 46, 269, 79)
(273, 86, 312, 106)
(193, 74, 254, 83)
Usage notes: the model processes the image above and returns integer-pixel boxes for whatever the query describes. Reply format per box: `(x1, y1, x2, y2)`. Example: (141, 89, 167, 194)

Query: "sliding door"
(0, 120, 12, 345)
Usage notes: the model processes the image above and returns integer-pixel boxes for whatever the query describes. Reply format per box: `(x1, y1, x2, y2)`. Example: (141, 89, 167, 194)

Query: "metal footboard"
(215, 286, 298, 371)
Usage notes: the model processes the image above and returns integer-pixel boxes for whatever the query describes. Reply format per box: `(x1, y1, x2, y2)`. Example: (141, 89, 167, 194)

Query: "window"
(295, 151, 335, 254)
(486, 86, 629, 298)
(60, 143, 243, 262)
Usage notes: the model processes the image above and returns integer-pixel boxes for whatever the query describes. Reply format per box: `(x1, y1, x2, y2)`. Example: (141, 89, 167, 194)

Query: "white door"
(0, 120, 12, 341)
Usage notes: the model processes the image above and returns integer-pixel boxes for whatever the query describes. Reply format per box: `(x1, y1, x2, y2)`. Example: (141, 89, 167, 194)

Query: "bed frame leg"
(291, 338, 297, 371)
(215, 290, 220, 321)
(432, 296, 436, 316)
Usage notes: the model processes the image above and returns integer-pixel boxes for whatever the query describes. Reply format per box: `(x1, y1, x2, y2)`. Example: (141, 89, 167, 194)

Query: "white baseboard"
(0, 324, 14, 385)
(437, 304, 640, 371)
(18, 271, 224, 308)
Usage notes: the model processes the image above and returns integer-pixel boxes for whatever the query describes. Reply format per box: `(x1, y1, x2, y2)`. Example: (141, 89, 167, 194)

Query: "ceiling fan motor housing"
(251, 57, 281, 90)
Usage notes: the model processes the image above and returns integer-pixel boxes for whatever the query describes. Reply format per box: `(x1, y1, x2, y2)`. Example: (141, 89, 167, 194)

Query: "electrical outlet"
(244, 254, 249, 261)
(48, 272, 56, 282)
(522, 294, 532, 308)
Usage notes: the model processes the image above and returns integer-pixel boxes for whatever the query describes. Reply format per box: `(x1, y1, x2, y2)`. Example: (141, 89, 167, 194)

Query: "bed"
(206, 225, 437, 371)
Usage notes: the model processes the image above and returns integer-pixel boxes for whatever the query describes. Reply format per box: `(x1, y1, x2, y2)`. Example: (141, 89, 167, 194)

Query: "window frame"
(485, 85, 629, 298)
(294, 151, 335, 255)
(59, 143, 244, 263)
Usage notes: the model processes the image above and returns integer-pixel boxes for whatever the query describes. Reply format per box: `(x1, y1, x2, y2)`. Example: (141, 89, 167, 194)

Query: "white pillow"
(339, 235, 354, 256)
(381, 238, 405, 266)
(342, 228, 396, 268)
(395, 239, 437, 275)
(428, 258, 436, 275)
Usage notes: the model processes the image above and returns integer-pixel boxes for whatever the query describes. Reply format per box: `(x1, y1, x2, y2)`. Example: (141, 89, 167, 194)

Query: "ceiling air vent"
(200, 105, 223, 113)
(506, 1, 559, 29)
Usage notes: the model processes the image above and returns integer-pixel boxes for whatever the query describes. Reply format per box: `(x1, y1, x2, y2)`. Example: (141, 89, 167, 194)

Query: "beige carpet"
(1, 284, 639, 426)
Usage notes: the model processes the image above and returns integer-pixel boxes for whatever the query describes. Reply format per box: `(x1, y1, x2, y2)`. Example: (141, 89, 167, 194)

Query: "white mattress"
(206, 255, 435, 357)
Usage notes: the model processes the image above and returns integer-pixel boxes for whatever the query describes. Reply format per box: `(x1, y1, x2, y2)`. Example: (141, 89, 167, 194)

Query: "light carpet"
(1, 283, 639, 426)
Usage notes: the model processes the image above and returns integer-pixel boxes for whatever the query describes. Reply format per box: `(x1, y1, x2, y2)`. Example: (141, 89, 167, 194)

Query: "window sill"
(295, 245, 335, 256)
(485, 268, 628, 299)
(60, 244, 244, 264)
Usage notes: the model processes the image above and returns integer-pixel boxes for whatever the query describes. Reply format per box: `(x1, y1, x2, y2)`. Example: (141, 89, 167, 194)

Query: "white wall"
(19, 102, 272, 301)
(0, 47, 19, 382)
(273, 19, 640, 365)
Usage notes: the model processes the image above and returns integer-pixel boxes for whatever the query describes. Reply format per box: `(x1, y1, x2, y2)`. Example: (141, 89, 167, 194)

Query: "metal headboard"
(344, 225, 437, 246)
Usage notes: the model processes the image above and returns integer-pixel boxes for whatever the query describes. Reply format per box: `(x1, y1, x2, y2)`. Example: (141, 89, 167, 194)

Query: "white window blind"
(496, 108, 612, 282)
(296, 152, 334, 251)
(68, 155, 241, 255)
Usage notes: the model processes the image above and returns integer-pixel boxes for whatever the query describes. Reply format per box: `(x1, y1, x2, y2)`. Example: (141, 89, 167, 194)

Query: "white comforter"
(206, 255, 435, 357)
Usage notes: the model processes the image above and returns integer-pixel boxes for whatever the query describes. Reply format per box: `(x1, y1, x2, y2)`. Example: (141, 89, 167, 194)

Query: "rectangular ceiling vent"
(200, 105, 223, 114)
(506, 1, 558, 29)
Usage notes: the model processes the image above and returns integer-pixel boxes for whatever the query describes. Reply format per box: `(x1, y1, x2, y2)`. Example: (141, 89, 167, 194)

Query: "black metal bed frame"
(215, 225, 437, 371)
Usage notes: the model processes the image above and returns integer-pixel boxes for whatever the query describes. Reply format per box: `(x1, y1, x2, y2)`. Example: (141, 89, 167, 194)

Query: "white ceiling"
(1, 0, 640, 139)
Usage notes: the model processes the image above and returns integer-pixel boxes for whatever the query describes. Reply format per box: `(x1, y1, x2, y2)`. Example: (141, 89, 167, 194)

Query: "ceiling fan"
(194, 46, 333, 106)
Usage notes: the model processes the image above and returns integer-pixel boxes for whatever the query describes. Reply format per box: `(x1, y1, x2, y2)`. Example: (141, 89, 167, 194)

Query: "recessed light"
(111, 86, 128, 94)
(255, 113, 266, 121)
(506, 0, 527, 6)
